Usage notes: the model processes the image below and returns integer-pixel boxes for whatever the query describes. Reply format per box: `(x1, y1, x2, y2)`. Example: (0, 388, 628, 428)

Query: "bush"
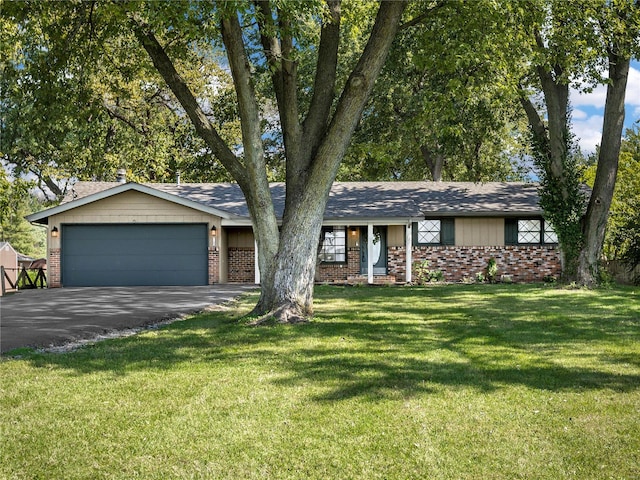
(486, 257, 498, 283)
(413, 260, 444, 284)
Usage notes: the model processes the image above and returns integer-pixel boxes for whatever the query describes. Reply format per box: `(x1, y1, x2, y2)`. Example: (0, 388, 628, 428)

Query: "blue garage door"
(62, 224, 208, 286)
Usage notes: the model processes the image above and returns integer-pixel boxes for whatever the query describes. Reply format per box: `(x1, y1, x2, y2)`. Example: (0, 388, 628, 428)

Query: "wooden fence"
(1, 266, 47, 296)
(604, 260, 639, 285)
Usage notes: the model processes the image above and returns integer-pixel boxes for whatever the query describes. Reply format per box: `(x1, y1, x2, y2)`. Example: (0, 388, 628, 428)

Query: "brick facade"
(50, 243, 561, 286)
(48, 248, 61, 288)
(407, 245, 562, 283)
(228, 247, 255, 283)
(316, 248, 361, 282)
(208, 247, 219, 284)
(315, 245, 561, 284)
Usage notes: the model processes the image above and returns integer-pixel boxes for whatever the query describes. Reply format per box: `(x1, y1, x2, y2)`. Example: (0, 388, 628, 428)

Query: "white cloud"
(572, 108, 588, 120)
(571, 83, 607, 109)
(625, 66, 640, 108)
(569, 64, 640, 152)
(572, 114, 603, 154)
(570, 65, 640, 110)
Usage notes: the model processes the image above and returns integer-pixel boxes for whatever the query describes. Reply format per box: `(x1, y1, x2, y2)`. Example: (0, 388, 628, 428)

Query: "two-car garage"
(61, 224, 209, 287)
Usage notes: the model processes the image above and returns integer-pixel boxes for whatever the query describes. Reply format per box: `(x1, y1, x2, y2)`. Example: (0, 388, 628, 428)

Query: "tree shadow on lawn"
(21, 285, 640, 401)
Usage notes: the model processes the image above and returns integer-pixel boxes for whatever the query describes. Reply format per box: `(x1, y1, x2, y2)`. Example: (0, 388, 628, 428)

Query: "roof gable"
(27, 182, 240, 224)
(0, 242, 17, 254)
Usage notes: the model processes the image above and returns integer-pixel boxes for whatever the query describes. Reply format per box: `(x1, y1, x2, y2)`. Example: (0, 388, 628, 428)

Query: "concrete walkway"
(0, 285, 256, 354)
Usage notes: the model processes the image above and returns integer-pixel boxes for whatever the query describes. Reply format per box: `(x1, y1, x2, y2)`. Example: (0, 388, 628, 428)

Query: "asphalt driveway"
(0, 285, 256, 354)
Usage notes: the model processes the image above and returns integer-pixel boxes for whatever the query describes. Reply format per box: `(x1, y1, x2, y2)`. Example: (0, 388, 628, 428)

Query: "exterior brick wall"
(228, 247, 255, 283)
(49, 248, 61, 288)
(409, 245, 561, 283)
(208, 247, 219, 284)
(226, 244, 560, 284)
(388, 246, 407, 281)
(317, 248, 361, 282)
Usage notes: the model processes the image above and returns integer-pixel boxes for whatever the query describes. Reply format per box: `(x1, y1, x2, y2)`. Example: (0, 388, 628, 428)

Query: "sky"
(570, 60, 640, 154)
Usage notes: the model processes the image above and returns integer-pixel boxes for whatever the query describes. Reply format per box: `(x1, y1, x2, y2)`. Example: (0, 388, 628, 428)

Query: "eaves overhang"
(26, 182, 244, 224)
(421, 210, 544, 218)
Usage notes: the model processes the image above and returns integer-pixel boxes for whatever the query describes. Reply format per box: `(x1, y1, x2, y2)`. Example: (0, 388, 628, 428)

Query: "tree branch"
(219, 13, 269, 182)
(398, 0, 446, 30)
(103, 104, 145, 135)
(309, 0, 407, 186)
(129, 18, 246, 181)
(518, 87, 547, 143)
(254, 1, 301, 158)
(302, 0, 341, 154)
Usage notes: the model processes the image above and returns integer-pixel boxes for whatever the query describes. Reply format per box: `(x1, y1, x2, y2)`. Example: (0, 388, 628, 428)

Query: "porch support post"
(406, 223, 412, 283)
(367, 223, 374, 285)
(254, 240, 260, 284)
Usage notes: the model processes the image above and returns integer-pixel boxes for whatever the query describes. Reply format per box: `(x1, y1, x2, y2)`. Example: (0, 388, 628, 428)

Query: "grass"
(1, 283, 639, 479)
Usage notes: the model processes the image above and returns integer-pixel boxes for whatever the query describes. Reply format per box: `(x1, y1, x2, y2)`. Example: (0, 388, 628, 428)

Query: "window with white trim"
(418, 219, 441, 244)
(319, 226, 346, 263)
(518, 219, 541, 244)
(544, 223, 558, 244)
(506, 218, 558, 245)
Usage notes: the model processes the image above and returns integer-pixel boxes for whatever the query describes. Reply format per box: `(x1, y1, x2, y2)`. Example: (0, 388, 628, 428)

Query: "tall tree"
(0, 168, 45, 257)
(584, 126, 640, 262)
(4, 1, 407, 321)
(518, 0, 639, 284)
(342, 0, 530, 183)
(133, 1, 407, 322)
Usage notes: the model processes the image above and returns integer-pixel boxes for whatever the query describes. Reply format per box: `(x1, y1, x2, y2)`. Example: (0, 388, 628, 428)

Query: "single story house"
(26, 181, 562, 287)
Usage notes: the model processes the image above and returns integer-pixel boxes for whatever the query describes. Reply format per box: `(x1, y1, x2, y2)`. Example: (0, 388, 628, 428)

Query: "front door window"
(361, 227, 387, 275)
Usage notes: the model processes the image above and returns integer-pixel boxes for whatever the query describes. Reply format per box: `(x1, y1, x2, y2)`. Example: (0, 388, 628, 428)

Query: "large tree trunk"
(255, 1, 407, 323)
(132, 1, 407, 323)
(521, 68, 584, 280)
(576, 51, 630, 286)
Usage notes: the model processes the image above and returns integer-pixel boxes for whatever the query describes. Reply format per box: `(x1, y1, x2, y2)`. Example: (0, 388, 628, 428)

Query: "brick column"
(208, 247, 219, 284)
(49, 248, 61, 288)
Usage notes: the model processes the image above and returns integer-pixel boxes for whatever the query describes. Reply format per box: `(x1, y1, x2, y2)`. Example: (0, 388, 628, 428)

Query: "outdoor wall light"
(51, 226, 59, 238)
(350, 226, 357, 236)
(210, 225, 217, 237)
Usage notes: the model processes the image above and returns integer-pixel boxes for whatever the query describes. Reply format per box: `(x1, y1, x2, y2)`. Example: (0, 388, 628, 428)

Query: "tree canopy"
(342, 0, 531, 182)
(1, 2, 240, 200)
(1, 0, 638, 310)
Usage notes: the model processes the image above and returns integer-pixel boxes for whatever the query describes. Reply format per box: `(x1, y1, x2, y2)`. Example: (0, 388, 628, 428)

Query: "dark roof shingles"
(64, 181, 543, 219)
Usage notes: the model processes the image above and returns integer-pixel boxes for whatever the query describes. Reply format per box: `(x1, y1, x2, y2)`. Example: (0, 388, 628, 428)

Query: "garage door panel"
(62, 224, 208, 286)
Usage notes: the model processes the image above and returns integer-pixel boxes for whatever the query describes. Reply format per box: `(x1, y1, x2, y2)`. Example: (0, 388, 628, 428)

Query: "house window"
(544, 223, 558, 244)
(506, 218, 558, 245)
(319, 226, 346, 263)
(518, 219, 541, 244)
(412, 218, 455, 246)
(418, 219, 441, 244)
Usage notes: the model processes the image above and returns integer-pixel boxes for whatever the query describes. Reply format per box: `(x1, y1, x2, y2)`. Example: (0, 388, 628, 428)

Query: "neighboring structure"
(26, 181, 562, 287)
(0, 242, 19, 294)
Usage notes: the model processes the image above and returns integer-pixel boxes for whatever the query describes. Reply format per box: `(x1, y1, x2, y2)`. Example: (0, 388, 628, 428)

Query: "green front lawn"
(1, 284, 639, 479)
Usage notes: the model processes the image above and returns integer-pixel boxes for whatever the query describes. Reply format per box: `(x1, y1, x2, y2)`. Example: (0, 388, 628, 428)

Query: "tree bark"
(420, 145, 444, 181)
(255, 0, 407, 323)
(131, 1, 407, 323)
(577, 50, 630, 285)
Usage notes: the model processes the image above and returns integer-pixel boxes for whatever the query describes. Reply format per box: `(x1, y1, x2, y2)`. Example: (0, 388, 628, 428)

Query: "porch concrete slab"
(0, 285, 256, 354)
